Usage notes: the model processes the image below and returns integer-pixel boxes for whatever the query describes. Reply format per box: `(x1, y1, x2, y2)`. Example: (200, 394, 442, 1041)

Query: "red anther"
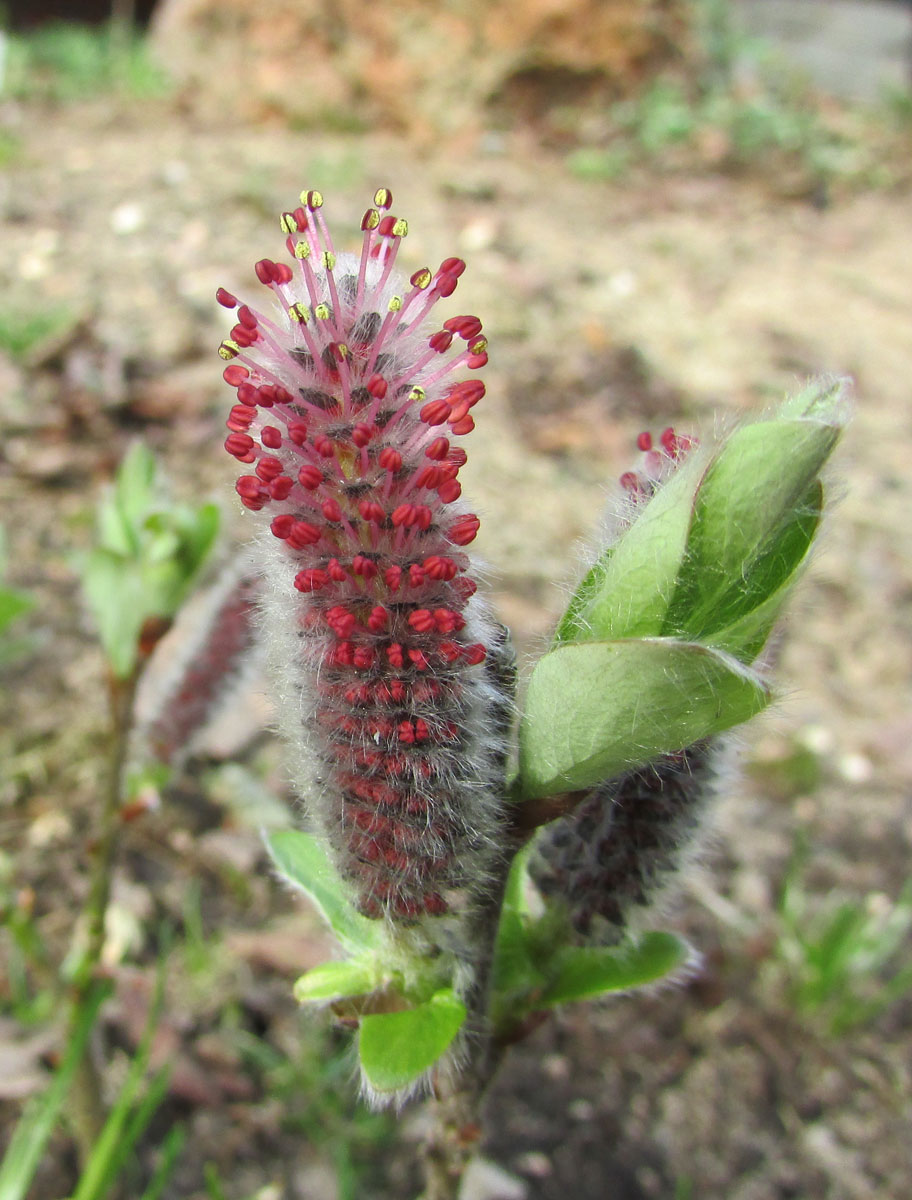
(236, 475, 266, 499)
(437, 462, 458, 482)
(256, 384, 277, 407)
(637, 431, 653, 452)
(378, 214, 398, 237)
(359, 500, 385, 524)
(397, 720, 416, 744)
(216, 287, 238, 308)
(269, 476, 294, 500)
(448, 447, 468, 467)
(410, 267, 432, 289)
(293, 206, 308, 228)
(435, 274, 458, 298)
(387, 643, 404, 668)
(361, 208, 379, 231)
(416, 505, 432, 530)
(408, 564, 425, 588)
(327, 558, 348, 582)
(425, 437, 449, 460)
(423, 555, 457, 581)
(367, 606, 388, 632)
(352, 423, 374, 447)
(225, 432, 255, 458)
(352, 555, 378, 579)
(449, 415, 475, 436)
(236, 305, 258, 330)
(295, 568, 329, 592)
(379, 447, 402, 472)
(448, 398, 472, 423)
(353, 646, 375, 670)
(287, 422, 308, 446)
(255, 259, 275, 284)
(391, 504, 417, 527)
(449, 514, 480, 545)
(447, 379, 485, 406)
(333, 642, 355, 666)
(223, 364, 249, 386)
(429, 329, 453, 353)
(297, 464, 323, 490)
(287, 520, 321, 548)
(256, 456, 283, 481)
(271, 514, 295, 539)
(366, 374, 387, 399)
(326, 605, 357, 637)
(439, 257, 466, 277)
(272, 262, 293, 285)
(414, 466, 440, 489)
(322, 498, 342, 521)
(345, 683, 372, 706)
(408, 648, 429, 670)
(384, 565, 402, 592)
(452, 576, 477, 601)
(274, 385, 293, 404)
(437, 479, 462, 503)
(438, 641, 461, 663)
(236, 382, 258, 406)
(443, 315, 483, 340)
(231, 326, 256, 347)
(261, 426, 282, 449)
(226, 405, 255, 432)
(388, 680, 407, 704)
(619, 471, 640, 493)
(434, 608, 462, 633)
(420, 399, 451, 426)
(467, 352, 488, 369)
(313, 434, 335, 458)
(462, 643, 487, 665)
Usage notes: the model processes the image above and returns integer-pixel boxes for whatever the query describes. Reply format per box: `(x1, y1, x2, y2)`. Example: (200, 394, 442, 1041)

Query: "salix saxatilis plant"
(194, 187, 847, 1185)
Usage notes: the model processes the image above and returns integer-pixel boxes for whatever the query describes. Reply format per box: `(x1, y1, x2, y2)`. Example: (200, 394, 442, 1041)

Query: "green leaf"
(265, 829, 381, 952)
(664, 479, 823, 648)
(571, 450, 705, 641)
(553, 554, 611, 644)
(492, 846, 543, 1000)
(666, 413, 839, 640)
(81, 548, 146, 678)
(518, 638, 772, 798)
(358, 989, 466, 1093)
(0, 588, 33, 634)
(539, 932, 691, 1006)
(294, 960, 377, 1004)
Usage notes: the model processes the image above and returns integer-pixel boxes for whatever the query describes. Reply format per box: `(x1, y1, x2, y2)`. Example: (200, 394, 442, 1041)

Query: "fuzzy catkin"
(530, 741, 723, 943)
(218, 190, 507, 922)
(140, 563, 261, 767)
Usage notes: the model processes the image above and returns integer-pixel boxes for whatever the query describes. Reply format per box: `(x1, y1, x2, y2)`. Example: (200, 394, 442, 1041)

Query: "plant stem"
(68, 665, 141, 1167)
(420, 839, 516, 1200)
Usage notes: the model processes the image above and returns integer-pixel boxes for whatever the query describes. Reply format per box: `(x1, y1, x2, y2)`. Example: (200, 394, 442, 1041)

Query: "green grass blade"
(138, 1126, 186, 1200)
(0, 982, 109, 1200)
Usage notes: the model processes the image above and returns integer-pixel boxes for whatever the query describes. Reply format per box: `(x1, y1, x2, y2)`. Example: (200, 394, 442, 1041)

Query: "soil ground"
(1, 78, 911, 1200)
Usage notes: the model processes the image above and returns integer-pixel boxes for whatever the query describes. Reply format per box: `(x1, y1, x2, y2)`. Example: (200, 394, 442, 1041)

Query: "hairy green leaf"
(265, 829, 381, 952)
(358, 989, 466, 1093)
(539, 932, 691, 1006)
(518, 638, 771, 798)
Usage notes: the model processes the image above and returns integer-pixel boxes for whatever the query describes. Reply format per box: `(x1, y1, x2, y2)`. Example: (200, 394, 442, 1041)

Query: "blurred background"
(1, 1, 911, 1197)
